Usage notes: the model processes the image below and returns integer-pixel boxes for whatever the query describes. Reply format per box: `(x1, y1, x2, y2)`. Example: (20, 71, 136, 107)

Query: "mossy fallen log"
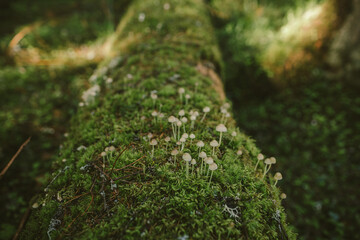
(21, 0, 296, 239)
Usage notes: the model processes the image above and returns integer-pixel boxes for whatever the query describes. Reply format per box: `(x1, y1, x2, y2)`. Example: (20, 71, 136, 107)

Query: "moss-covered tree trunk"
(21, 0, 295, 239)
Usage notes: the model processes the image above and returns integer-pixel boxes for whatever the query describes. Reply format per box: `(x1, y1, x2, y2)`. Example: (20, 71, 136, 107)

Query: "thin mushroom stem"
(212, 146, 215, 156)
(151, 145, 154, 158)
(254, 159, 260, 171)
(200, 112, 207, 122)
(208, 171, 214, 188)
(219, 132, 223, 146)
(186, 162, 189, 178)
(274, 180, 278, 186)
(171, 123, 176, 139)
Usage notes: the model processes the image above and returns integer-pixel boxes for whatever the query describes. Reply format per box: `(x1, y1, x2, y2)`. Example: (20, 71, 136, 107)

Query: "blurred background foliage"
(0, 0, 359, 239)
(0, 0, 130, 238)
(209, 0, 360, 239)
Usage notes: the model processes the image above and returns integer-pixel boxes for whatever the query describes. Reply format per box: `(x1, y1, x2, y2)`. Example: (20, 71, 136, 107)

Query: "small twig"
(0, 137, 31, 179)
(114, 155, 145, 171)
(65, 180, 96, 231)
(110, 145, 130, 174)
(12, 206, 31, 240)
(63, 193, 89, 206)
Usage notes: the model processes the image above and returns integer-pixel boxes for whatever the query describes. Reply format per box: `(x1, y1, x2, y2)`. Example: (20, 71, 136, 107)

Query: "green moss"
(21, 0, 295, 239)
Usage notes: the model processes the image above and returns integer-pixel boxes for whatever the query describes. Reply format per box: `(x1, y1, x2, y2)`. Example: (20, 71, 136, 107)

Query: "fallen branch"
(0, 137, 31, 179)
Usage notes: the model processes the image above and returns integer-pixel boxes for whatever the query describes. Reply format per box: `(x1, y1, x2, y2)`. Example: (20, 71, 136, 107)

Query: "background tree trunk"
(327, 0, 360, 79)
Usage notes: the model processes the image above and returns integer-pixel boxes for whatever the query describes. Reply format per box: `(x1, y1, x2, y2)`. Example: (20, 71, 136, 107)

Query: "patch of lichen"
(21, 0, 296, 239)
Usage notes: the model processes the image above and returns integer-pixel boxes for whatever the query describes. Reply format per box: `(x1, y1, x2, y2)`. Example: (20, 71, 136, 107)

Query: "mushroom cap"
(196, 141, 204, 147)
(280, 193, 287, 199)
(236, 150, 243, 156)
(105, 147, 109, 152)
(210, 140, 219, 147)
(168, 116, 176, 123)
(182, 133, 189, 139)
(159, 113, 165, 118)
(257, 153, 264, 161)
(150, 92, 158, 99)
(222, 103, 230, 109)
(191, 159, 196, 165)
(171, 149, 179, 155)
(190, 115, 197, 121)
(150, 139, 158, 146)
(181, 117, 188, 123)
(182, 153, 192, 162)
(264, 158, 272, 165)
(185, 94, 191, 99)
(176, 121, 182, 127)
(216, 124, 227, 133)
(209, 163, 218, 171)
(100, 152, 107, 157)
(176, 141, 181, 145)
(147, 133, 153, 139)
(203, 106, 210, 113)
(152, 111, 158, 117)
(221, 108, 227, 114)
(109, 146, 116, 152)
(231, 131, 237, 137)
(274, 172, 283, 180)
(205, 157, 214, 164)
(270, 157, 276, 164)
(178, 110, 185, 116)
(165, 136, 171, 142)
(199, 151, 207, 158)
(180, 137, 186, 143)
(193, 111, 199, 117)
(178, 87, 185, 94)
(189, 133, 195, 139)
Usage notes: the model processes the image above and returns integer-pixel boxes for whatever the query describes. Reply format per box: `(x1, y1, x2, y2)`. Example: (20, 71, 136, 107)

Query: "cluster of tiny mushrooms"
(98, 86, 285, 192)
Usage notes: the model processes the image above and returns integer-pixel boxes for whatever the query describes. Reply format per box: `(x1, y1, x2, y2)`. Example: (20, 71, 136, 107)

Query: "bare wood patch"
(196, 62, 226, 101)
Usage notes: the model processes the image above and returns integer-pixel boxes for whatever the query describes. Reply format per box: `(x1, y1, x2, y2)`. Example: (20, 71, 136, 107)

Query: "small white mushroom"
(280, 193, 287, 200)
(189, 133, 195, 143)
(196, 141, 205, 148)
(210, 140, 219, 156)
(150, 139, 158, 157)
(208, 163, 218, 187)
(171, 149, 179, 163)
(254, 153, 264, 171)
(180, 137, 186, 151)
(209, 163, 218, 170)
(168, 116, 177, 139)
(178, 110, 185, 117)
(201, 107, 210, 122)
(205, 157, 214, 165)
(178, 88, 185, 103)
(216, 124, 227, 146)
(181, 117, 188, 132)
(262, 157, 276, 179)
(274, 172, 283, 186)
(185, 94, 191, 105)
(182, 133, 189, 139)
(199, 151, 207, 174)
(182, 153, 192, 177)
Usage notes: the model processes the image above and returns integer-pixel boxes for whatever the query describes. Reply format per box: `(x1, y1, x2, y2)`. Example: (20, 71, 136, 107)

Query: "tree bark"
(20, 0, 295, 239)
(327, 0, 360, 79)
